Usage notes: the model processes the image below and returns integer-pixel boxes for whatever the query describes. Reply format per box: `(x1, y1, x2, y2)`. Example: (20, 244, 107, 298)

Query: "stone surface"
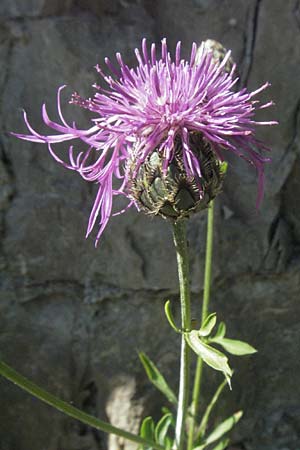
(0, 1, 300, 449)
(0, 0, 73, 18)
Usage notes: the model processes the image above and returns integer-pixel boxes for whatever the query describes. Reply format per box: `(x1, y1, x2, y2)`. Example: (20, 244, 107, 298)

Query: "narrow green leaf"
(154, 413, 173, 446)
(197, 378, 227, 440)
(139, 417, 155, 450)
(199, 313, 217, 337)
(140, 416, 155, 439)
(203, 411, 243, 446)
(164, 300, 180, 333)
(161, 407, 176, 427)
(139, 352, 177, 404)
(214, 322, 226, 339)
(212, 337, 257, 356)
(185, 331, 232, 387)
(212, 438, 230, 450)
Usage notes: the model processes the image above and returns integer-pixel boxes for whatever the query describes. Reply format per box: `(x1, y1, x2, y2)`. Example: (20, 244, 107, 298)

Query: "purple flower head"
(14, 38, 276, 245)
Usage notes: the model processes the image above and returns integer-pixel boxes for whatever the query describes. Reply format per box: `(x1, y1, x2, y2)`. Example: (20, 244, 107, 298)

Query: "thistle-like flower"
(14, 38, 276, 245)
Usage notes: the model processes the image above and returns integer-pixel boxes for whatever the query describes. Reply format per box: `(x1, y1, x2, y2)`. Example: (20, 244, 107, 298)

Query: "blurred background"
(0, 0, 299, 449)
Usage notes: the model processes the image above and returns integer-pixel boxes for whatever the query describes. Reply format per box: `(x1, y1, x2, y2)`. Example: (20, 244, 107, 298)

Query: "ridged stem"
(173, 220, 192, 450)
(187, 201, 215, 450)
(0, 361, 164, 450)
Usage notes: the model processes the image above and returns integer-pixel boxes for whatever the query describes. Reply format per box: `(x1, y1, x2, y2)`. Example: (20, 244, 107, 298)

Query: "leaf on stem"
(154, 413, 173, 448)
(185, 331, 232, 387)
(210, 337, 257, 356)
(199, 313, 217, 337)
(139, 416, 155, 450)
(201, 411, 243, 447)
(164, 300, 179, 333)
(161, 407, 176, 427)
(139, 352, 177, 404)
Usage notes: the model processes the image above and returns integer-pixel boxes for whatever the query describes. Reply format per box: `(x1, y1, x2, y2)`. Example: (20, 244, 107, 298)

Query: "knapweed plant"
(0, 38, 276, 450)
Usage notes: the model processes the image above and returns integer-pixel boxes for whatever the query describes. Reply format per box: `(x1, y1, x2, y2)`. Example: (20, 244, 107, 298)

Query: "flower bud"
(201, 39, 235, 73)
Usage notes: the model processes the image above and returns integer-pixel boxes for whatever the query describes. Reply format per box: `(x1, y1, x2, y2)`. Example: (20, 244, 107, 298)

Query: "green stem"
(172, 220, 192, 450)
(0, 361, 164, 450)
(187, 201, 215, 450)
(202, 201, 214, 322)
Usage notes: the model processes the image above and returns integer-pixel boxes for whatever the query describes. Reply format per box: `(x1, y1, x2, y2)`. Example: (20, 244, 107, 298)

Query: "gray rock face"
(0, 1, 299, 449)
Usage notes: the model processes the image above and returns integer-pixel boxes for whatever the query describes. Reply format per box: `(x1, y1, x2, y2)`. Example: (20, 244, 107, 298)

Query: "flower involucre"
(14, 38, 276, 245)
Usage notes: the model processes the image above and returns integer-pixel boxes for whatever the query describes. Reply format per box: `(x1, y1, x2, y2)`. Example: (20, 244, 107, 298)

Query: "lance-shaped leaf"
(194, 411, 242, 450)
(154, 413, 173, 448)
(199, 313, 217, 337)
(164, 300, 179, 333)
(161, 407, 176, 427)
(139, 417, 155, 450)
(185, 331, 232, 387)
(211, 337, 257, 356)
(139, 352, 177, 404)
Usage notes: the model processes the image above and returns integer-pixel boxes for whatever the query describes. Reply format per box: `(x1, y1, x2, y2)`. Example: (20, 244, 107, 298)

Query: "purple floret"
(14, 38, 277, 245)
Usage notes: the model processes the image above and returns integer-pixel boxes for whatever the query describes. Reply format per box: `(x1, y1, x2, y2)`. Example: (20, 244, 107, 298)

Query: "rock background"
(0, 0, 300, 449)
